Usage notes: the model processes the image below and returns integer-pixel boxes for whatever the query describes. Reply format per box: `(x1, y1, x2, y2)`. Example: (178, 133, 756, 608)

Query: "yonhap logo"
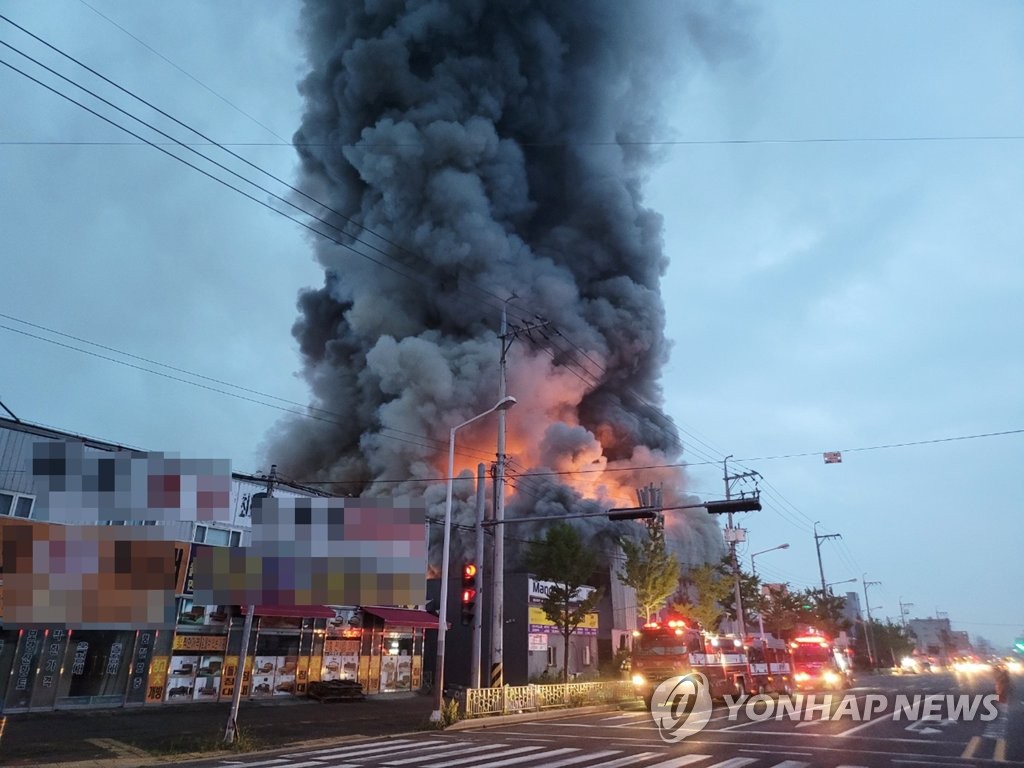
(650, 672, 713, 742)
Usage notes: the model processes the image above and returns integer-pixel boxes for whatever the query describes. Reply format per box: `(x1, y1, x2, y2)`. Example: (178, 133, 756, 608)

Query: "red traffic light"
(461, 588, 476, 604)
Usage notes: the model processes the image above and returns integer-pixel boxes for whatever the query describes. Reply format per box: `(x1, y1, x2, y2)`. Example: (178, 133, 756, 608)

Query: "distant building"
(907, 617, 972, 662)
(0, 416, 434, 712)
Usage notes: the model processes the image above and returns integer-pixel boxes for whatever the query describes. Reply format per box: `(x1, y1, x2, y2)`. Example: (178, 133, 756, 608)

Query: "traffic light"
(607, 507, 658, 521)
(704, 497, 762, 515)
(461, 563, 477, 626)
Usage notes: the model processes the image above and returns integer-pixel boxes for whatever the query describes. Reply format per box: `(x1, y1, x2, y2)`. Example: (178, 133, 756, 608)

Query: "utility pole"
(898, 597, 914, 632)
(489, 299, 547, 688)
(471, 463, 486, 689)
(862, 575, 881, 668)
(225, 464, 274, 744)
(721, 457, 759, 638)
(813, 521, 842, 595)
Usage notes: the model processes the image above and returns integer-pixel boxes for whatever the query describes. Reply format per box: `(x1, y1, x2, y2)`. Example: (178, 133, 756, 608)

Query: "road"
(186, 672, 1023, 768)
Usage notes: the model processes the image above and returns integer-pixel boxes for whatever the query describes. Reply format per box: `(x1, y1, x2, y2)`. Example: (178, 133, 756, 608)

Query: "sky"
(1, 1, 1021, 650)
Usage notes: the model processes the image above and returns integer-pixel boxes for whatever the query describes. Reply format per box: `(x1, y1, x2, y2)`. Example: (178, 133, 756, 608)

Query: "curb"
(446, 703, 619, 731)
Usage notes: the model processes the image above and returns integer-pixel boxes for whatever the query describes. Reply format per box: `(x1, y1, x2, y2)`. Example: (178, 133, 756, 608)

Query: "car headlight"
(824, 671, 840, 685)
(794, 672, 810, 682)
(631, 674, 646, 686)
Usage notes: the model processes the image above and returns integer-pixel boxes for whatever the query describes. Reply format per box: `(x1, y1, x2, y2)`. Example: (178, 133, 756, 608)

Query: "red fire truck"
(630, 619, 752, 707)
(788, 633, 853, 691)
(743, 634, 793, 695)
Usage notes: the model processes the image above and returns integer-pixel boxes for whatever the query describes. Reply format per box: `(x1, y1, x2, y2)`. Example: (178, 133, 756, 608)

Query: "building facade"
(0, 417, 434, 712)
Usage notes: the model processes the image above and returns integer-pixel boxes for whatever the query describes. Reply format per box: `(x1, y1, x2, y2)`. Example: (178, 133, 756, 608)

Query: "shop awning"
(361, 606, 440, 629)
(241, 605, 338, 619)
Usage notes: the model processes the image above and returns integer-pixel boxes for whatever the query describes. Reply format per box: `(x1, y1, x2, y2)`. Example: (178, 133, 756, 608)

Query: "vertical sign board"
(28, 628, 69, 710)
(125, 630, 157, 705)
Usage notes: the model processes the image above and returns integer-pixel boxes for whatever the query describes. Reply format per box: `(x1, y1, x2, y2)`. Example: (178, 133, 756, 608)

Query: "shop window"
(205, 528, 230, 546)
(230, 530, 241, 547)
(547, 647, 557, 667)
(194, 525, 207, 543)
(583, 645, 592, 666)
(0, 492, 34, 518)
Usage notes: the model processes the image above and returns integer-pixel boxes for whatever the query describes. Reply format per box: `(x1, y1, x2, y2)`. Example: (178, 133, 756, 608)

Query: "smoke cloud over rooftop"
(266, 0, 750, 569)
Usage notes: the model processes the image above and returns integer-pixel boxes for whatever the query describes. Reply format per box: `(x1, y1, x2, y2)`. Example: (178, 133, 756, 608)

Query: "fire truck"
(630, 619, 756, 707)
(743, 634, 793, 695)
(788, 633, 853, 691)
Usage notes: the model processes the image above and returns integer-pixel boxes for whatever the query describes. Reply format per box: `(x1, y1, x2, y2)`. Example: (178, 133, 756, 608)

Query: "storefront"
(358, 607, 438, 694)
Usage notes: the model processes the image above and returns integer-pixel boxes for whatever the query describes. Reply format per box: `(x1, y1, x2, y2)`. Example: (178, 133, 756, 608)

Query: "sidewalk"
(0, 692, 438, 768)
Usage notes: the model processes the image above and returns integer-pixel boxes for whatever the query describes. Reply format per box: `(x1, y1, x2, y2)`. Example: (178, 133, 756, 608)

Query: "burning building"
(266, 1, 747, 572)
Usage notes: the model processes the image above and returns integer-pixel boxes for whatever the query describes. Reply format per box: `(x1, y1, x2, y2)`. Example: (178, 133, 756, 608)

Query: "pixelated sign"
(1, 517, 177, 628)
(31, 441, 230, 525)
(191, 497, 426, 606)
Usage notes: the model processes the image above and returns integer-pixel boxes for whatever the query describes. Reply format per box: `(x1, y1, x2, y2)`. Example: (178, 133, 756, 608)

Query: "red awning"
(242, 605, 337, 619)
(361, 606, 439, 629)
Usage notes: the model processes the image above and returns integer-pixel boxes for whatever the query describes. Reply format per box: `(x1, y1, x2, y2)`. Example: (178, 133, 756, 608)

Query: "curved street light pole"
(750, 543, 789, 640)
(430, 396, 517, 723)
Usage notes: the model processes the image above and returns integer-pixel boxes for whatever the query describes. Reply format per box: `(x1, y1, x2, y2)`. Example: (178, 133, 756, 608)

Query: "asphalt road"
(177, 671, 1024, 768)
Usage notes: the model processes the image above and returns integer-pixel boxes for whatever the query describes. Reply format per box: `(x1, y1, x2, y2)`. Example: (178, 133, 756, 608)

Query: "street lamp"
(430, 395, 517, 723)
(863, 575, 881, 668)
(750, 543, 789, 640)
(750, 543, 789, 578)
(826, 577, 857, 594)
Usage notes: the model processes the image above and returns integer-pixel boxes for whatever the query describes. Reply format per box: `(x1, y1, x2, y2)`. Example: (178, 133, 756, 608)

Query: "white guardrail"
(461, 680, 638, 718)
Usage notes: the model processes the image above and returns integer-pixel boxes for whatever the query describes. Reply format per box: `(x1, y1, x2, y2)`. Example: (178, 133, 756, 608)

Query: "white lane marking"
(599, 712, 650, 721)
(464, 753, 577, 768)
(704, 759, 758, 768)
(633, 756, 713, 768)
(836, 713, 892, 736)
(765, 761, 810, 768)
(281, 739, 423, 758)
(383, 742, 510, 764)
(217, 759, 289, 767)
(535, 750, 620, 768)
(587, 751, 661, 768)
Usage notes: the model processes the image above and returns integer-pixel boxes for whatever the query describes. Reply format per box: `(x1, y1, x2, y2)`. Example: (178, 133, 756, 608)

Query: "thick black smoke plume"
(267, 0, 749, 569)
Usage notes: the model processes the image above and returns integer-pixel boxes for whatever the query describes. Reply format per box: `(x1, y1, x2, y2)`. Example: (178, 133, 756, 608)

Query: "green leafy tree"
(797, 589, 851, 637)
(526, 523, 602, 683)
(618, 517, 681, 622)
(759, 584, 805, 640)
(870, 619, 916, 666)
(673, 561, 733, 631)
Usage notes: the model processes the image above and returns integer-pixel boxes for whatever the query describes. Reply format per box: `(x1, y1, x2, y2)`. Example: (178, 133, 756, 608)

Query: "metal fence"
(462, 680, 637, 718)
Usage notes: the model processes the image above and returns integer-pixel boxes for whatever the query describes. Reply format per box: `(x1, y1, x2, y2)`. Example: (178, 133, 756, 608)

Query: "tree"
(759, 584, 805, 640)
(618, 516, 681, 622)
(525, 522, 602, 683)
(672, 561, 733, 632)
(870, 618, 915, 665)
(797, 589, 851, 638)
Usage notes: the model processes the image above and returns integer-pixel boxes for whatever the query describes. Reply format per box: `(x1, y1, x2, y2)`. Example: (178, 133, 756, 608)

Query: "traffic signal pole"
(721, 457, 760, 638)
(471, 463, 485, 689)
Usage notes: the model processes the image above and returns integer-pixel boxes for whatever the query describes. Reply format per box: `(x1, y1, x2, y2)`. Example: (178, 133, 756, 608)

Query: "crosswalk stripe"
(220, 759, 289, 767)
(587, 751, 661, 768)
(633, 755, 712, 768)
(536, 750, 620, 768)
(449, 747, 577, 768)
(705, 759, 758, 768)
(429, 745, 552, 768)
(339, 739, 457, 760)
(383, 743, 510, 765)
(281, 739, 421, 758)
(767, 761, 809, 768)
